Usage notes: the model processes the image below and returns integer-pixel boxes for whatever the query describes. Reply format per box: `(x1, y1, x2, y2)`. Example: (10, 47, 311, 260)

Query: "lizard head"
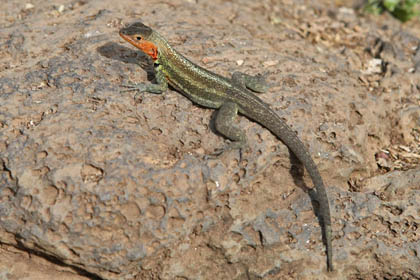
(119, 22, 158, 60)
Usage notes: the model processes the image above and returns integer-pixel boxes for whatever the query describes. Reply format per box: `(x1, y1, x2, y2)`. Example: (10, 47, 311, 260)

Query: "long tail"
(245, 104, 333, 271)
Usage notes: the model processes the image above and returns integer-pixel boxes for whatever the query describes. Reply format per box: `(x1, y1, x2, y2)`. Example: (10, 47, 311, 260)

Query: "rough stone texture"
(1, 0, 420, 279)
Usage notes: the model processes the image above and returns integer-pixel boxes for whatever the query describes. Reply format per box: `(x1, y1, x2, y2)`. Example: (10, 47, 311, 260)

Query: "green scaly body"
(119, 22, 333, 271)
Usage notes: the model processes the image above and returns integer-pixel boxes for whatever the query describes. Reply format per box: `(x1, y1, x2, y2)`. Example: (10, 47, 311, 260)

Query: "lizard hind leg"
(231, 71, 270, 93)
(211, 102, 247, 157)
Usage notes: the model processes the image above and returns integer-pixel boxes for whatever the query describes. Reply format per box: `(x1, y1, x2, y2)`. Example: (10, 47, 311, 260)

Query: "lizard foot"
(204, 142, 244, 160)
(120, 82, 148, 93)
(247, 72, 270, 93)
(232, 71, 270, 93)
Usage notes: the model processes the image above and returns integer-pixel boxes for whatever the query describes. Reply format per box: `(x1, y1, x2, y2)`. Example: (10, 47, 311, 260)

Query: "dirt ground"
(1, 0, 420, 279)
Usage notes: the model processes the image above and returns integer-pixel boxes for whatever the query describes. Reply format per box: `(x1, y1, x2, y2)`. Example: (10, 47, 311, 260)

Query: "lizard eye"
(136, 36, 142, 41)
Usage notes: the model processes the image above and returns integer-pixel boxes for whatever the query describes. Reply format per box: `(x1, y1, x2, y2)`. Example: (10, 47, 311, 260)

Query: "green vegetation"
(364, 0, 420, 21)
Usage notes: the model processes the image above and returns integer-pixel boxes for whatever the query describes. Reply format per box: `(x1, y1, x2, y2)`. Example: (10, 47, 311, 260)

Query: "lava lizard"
(119, 21, 333, 271)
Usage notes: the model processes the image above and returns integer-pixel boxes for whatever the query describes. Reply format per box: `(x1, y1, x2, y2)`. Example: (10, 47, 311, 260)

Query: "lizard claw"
(120, 82, 148, 93)
(204, 148, 225, 160)
(204, 142, 244, 160)
(120, 82, 149, 102)
(250, 72, 270, 93)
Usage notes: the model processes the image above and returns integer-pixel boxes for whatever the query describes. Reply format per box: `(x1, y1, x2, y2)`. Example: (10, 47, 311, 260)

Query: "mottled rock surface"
(1, 0, 420, 279)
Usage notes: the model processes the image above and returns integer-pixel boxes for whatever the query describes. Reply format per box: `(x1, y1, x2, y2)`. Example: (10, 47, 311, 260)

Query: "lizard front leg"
(231, 71, 269, 93)
(121, 64, 168, 99)
(212, 101, 247, 156)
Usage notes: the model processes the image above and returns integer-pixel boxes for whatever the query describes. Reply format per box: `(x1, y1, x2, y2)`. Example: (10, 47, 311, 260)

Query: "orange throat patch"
(136, 40, 158, 60)
(120, 34, 158, 61)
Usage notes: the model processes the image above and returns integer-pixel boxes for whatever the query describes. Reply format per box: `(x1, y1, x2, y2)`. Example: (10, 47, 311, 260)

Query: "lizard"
(119, 21, 334, 271)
